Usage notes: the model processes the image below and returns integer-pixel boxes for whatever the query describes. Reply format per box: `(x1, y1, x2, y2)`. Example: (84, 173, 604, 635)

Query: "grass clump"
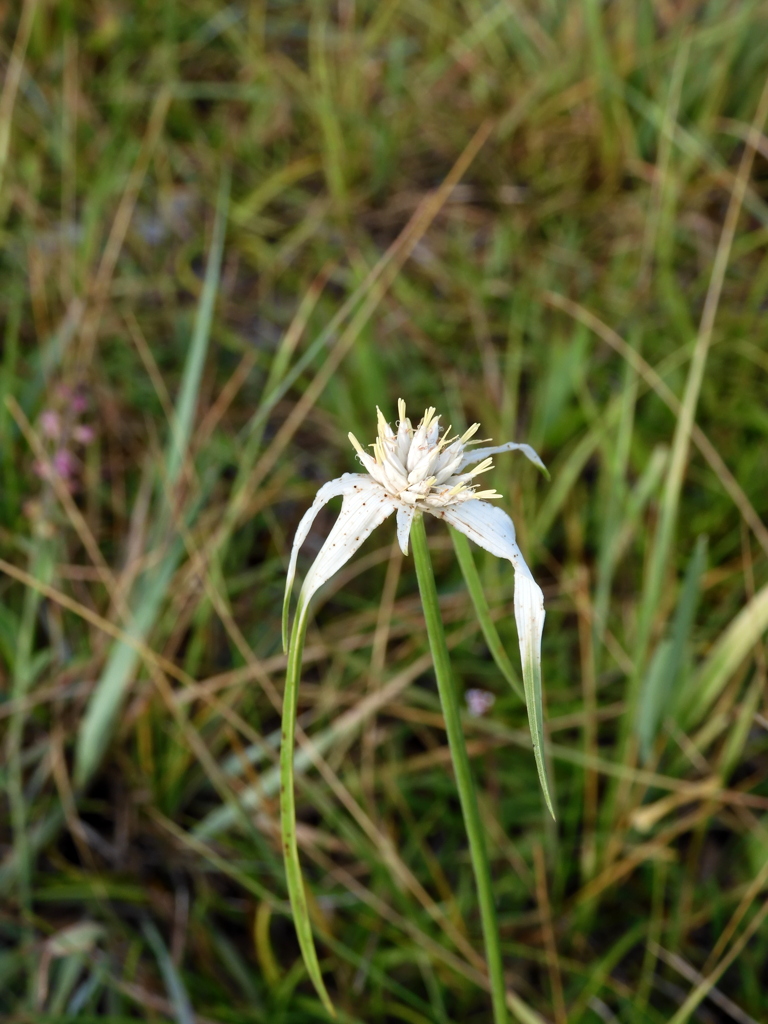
(1, 2, 768, 1022)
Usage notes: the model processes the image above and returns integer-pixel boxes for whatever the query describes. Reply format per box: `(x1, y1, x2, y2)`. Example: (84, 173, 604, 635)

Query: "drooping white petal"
(396, 505, 416, 556)
(297, 478, 397, 622)
(433, 499, 529, 573)
(459, 441, 549, 479)
(433, 498, 553, 817)
(512, 571, 550, 814)
(283, 473, 367, 649)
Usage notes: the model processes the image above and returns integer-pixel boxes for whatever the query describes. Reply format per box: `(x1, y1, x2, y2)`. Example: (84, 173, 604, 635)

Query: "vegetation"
(1, 1, 768, 1021)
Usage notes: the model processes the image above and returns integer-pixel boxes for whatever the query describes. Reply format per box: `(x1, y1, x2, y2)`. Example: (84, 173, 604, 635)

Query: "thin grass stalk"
(280, 606, 335, 1016)
(410, 513, 508, 1024)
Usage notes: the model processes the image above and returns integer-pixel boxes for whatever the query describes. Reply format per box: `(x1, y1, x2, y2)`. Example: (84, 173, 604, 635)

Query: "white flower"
(283, 401, 547, 694)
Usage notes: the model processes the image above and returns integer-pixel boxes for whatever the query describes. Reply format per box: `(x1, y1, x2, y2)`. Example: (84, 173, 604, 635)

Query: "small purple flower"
(73, 424, 95, 445)
(72, 392, 89, 414)
(52, 449, 78, 481)
(466, 689, 496, 717)
(40, 410, 61, 440)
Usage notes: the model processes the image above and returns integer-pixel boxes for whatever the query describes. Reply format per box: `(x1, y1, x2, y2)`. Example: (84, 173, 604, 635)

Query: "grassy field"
(2, 1, 768, 1021)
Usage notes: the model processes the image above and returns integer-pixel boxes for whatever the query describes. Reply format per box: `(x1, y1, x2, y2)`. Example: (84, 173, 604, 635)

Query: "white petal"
(298, 479, 397, 618)
(379, 442, 409, 491)
(406, 409, 436, 471)
(349, 435, 387, 485)
(434, 499, 552, 817)
(459, 441, 549, 478)
(433, 499, 530, 574)
(396, 417, 412, 463)
(376, 407, 396, 443)
(407, 446, 440, 485)
(433, 498, 545, 671)
(514, 572, 545, 681)
(283, 473, 367, 648)
(433, 446, 463, 483)
(396, 505, 415, 555)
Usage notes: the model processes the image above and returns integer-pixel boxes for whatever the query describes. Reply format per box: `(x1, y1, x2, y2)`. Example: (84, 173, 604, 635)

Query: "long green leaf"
(167, 166, 230, 485)
(142, 919, 195, 1024)
(636, 535, 707, 759)
(73, 550, 180, 787)
(683, 577, 768, 731)
(281, 605, 336, 1016)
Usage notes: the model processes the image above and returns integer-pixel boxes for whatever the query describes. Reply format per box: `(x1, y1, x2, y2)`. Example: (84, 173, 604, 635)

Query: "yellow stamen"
(445, 482, 469, 498)
(419, 407, 437, 431)
(436, 426, 458, 452)
(398, 398, 406, 422)
(348, 432, 367, 458)
(460, 422, 481, 443)
(466, 457, 494, 479)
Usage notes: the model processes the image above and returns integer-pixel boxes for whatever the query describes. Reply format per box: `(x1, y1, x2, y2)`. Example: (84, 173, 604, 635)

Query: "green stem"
(281, 606, 335, 1017)
(410, 513, 508, 1024)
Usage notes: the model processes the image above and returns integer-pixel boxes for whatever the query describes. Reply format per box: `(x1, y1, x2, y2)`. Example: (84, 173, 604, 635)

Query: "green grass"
(1, 1, 768, 1021)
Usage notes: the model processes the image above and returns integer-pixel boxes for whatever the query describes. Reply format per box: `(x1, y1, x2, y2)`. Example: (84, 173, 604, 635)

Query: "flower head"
(279, 401, 554, 998)
(283, 401, 548, 656)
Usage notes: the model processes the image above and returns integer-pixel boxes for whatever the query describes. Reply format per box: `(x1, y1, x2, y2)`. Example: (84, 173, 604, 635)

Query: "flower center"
(348, 400, 501, 509)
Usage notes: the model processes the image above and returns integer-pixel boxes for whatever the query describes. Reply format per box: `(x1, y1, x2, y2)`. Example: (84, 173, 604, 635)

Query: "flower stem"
(281, 606, 335, 1016)
(410, 513, 509, 1024)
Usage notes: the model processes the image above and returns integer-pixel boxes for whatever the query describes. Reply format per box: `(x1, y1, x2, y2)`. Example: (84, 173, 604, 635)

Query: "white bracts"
(283, 402, 548, 705)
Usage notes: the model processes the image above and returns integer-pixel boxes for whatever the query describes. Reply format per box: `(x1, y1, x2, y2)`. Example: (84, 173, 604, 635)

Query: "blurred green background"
(2, 1, 768, 1021)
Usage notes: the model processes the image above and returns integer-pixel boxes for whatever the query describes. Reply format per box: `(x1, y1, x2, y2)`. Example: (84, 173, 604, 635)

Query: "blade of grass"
(411, 513, 508, 1024)
(542, 290, 768, 559)
(74, 87, 171, 370)
(632, 75, 768, 681)
(141, 920, 195, 1024)
(591, 342, 640, 659)
(73, 549, 181, 787)
(666, 894, 768, 1024)
(168, 165, 230, 484)
(682, 578, 768, 731)
(73, 166, 230, 787)
(0, 297, 21, 519)
(0, 0, 39, 216)
(636, 535, 707, 759)
(7, 539, 54, 952)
